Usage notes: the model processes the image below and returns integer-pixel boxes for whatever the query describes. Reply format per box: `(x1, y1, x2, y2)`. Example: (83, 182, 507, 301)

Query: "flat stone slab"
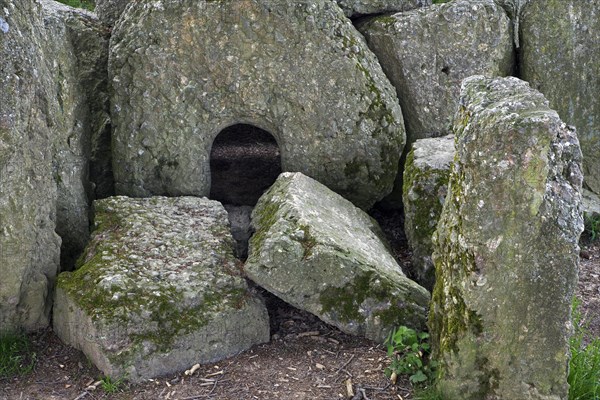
(245, 172, 430, 343)
(403, 134, 454, 290)
(53, 196, 269, 382)
(336, 0, 431, 17)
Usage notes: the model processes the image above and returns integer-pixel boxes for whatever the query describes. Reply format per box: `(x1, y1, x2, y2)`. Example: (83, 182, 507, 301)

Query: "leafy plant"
(101, 375, 124, 393)
(0, 331, 36, 378)
(385, 326, 437, 385)
(55, 0, 95, 11)
(569, 298, 600, 400)
(584, 214, 600, 241)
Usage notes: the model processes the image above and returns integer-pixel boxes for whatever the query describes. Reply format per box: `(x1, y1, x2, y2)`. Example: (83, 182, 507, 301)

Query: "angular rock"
(110, 0, 406, 210)
(358, 0, 513, 144)
(1, 0, 61, 331)
(402, 135, 454, 290)
(245, 172, 430, 343)
(430, 76, 583, 400)
(336, 0, 431, 18)
(94, 0, 130, 26)
(41, 0, 111, 268)
(521, 0, 600, 195)
(583, 189, 600, 220)
(53, 196, 269, 382)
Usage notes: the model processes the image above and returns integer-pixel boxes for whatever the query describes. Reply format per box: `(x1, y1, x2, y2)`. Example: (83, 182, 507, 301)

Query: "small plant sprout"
(100, 375, 124, 393)
(384, 326, 437, 386)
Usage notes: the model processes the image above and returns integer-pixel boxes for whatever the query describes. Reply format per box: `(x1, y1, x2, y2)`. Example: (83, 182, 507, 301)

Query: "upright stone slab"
(245, 173, 430, 343)
(402, 135, 454, 290)
(521, 0, 600, 195)
(358, 0, 513, 144)
(336, 0, 431, 18)
(54, 196, 270, 382)
(430, 76, 583, 399)
(110, 0, 405, 210)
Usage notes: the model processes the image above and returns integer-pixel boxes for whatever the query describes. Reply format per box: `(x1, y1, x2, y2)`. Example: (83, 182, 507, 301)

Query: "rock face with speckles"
(245, 172, 430, 343)
(109, 0, 406, 210)
(53, 196, 270, 382)
(357, 0, 513, 144)
(521, 0, 600, 196)
(402, 135, 454, 291)
(430, 76, 583, 400)
(336, 0, 431, 17)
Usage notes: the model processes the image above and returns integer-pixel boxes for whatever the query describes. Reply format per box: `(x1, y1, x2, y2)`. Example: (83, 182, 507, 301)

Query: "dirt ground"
(1, 213, 598, 400)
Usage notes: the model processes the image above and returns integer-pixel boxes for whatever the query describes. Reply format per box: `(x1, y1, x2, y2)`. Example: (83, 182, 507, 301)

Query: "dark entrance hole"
(210, 124, 281, 206)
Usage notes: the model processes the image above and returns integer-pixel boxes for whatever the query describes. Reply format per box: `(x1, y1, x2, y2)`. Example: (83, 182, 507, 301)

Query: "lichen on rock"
(429, 76, 583, 400)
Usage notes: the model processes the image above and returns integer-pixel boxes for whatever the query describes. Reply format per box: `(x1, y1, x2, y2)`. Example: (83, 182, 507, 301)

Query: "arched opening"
(210, 124, 281, 207)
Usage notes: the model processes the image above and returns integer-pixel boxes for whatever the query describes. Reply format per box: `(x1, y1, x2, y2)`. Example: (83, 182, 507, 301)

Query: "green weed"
(0, 331, 36, 378)
(584, 215, 600, 241)
(385, 326, 437, 385)
(101, 375, 124, 393)
(569, 299, 600, 400)
(55, 0, 95, 11)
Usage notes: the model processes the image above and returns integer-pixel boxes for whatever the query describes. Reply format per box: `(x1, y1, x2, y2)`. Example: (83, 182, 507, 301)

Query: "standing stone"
(245, 173, 430, 343)
(54, 196, 270, 382)
(1, 0, 61, 331)
(358, 0, 513, 144)
(430, 76, 583, 399)
(110, 0, 405, 210)
(336, 0, 431, 18)
(402, 135, 454, 290)
(521, 0, 600, 196)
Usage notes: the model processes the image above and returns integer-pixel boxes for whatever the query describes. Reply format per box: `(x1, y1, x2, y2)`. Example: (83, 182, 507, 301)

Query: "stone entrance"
(210, 124, 281, 207)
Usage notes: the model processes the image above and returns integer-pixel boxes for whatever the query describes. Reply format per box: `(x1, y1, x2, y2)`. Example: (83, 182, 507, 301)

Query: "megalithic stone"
(429, 76, 583, 400)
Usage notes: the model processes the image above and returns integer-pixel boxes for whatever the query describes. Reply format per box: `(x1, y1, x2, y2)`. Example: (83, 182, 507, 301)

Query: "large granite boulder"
(0, 0, 61, 331)
(402, 135, 454, 290)
(54, 196, 269, 382)
(110, 0, 405, 210)
(357, 0, 513, 144)
(430, 76, 583, 399)
(94, 0, 130, 25)
(41, 0, 111, 268)
(521, 0, 600, 196)
(245, 172, 430, 343)
(336, 0, 431, 18)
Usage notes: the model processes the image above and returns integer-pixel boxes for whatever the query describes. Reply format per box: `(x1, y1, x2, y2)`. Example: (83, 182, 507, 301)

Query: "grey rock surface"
(358, 0, 513, 144)
(41, 0, 111, 268)
(583, 189, 600, 220)
(521, 0, 600, 196)
(224, 204, 254, 260)
(430, 76, 583, 400)
(336, 0, 430, 17)
(110, 0, 405, 210)
(402, 135, 454, 290)
(94, 0, 130, 25)
(245, 172, 430, 343)
(53, 196, 270, 382)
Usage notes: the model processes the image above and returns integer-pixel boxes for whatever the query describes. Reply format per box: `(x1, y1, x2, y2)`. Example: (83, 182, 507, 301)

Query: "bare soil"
(1, 225, 598, 400)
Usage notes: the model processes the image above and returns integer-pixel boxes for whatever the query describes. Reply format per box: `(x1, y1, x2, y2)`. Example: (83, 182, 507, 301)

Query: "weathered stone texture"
(54, 196, 269, 382)
(94, 0, 130, 26)
(336, 0, 431, 18)
(521, 0, 600, 195)
(358, 0, 513, 144)
(402, 135, 454, 290)
(430, 76, 583, 399)
(110, 0, 405, 210)
(0, 0, 61, 331)
(245, 173, 430, 343)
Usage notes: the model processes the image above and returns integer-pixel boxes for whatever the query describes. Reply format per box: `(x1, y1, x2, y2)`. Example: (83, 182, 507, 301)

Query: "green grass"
(55, 0, 95, 11)
(569, 299, 600, 400)
(101, 376, 124, 393)
(584, 215, 600, 241)
(0, 332, 36, 378)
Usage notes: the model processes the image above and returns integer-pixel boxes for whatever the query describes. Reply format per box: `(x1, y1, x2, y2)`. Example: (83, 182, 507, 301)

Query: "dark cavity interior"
(210, 124, 281, 207)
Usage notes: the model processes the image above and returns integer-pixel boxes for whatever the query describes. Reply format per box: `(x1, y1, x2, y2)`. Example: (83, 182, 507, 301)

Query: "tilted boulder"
(245, 173, 430, 343)
(54, 196, 269, 382)
(110, 0, 405, 210)
(357, 0, 513, 144)
(430, 76, 583, 399)
(336, 0, 431, 18)
(0, 0, 61, 331)
(521, 0, 600, 196)
(402, 135, 454, 291)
